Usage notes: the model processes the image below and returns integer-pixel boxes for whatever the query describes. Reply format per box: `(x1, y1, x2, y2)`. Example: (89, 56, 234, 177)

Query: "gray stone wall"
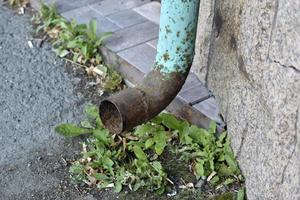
(192, 0, 300, 199)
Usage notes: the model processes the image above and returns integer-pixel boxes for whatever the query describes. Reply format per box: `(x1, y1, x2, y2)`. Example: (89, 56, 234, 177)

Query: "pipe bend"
(100, 70, 188, 134)
(99, 0, 200, 134)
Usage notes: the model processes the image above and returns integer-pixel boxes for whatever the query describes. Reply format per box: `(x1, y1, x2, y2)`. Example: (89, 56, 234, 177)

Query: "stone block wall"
(192, 0, 300, 199)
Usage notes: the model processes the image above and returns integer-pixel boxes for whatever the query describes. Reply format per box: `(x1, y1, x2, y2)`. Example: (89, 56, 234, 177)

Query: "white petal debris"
(27, 41, 33, 48)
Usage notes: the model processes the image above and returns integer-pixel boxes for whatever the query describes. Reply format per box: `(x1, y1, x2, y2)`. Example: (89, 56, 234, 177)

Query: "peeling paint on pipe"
(100, 0, 200, 134)
(155, 0, 200, 74)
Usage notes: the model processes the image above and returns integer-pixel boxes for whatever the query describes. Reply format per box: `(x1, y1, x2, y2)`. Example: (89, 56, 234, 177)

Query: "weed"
(55, 104, 245, 198)
(31, 2, 122, 91)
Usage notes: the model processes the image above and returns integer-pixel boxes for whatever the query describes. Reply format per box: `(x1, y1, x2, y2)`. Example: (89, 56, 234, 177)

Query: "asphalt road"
(0, 5, 92, 200)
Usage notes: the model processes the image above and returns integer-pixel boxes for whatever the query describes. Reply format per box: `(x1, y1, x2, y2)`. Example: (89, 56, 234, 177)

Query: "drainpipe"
(100, 0, 200, 134)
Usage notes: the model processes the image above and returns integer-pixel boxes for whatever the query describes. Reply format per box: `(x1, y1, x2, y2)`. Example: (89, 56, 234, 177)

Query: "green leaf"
(114, 182, 122, 193)
(209, 175, 220, 185)
(223, 178, 234, 186)
(209, 157, 215, 171)
(67, 18, 75, 28)
(84, 104, 102, 128)
(224, 154, 238, 173)
(151, 161, 162, 173)
(159, 112, 183, 131)
(95, 32, 112, 46)
(133, 181, 145, 191)
(55, 123, 91, 137)
(237, 187, 246, 200)
(145, 138, 154, 149)
(88, 19, 97, 39)
(217, 163, 235, 177)
(155, 186, 165, 195)
(134, 124, 153, 137)
(102, 156, 114, 170)
(182, 132, 193, 144)
(80, 120, 94, 129)
(154, 131, 167, 155)
(94, 173, 109, 181)
(73, 53, 80, 63)
(217, 153, 225, 162)
(218, 131, 227, 142)
(177, 121, 190, 143)
(81, 45, 88, 58)
(85, 104, 99, 119)
(58, 49, 69, 57)
(133, 146, 148, 161)
(193, 150, 206, 157)
(224, 137, 239, 173)
(208, 121, 217, 134)
(238, 174, 245, 181)
(93, 129, 111, 146)
(69, 162, 84, 174)
(66, 40, 80, 48)
(195, 160, 205, 177)
(76, 24, 87, 33)
(188, 125, 207, 145)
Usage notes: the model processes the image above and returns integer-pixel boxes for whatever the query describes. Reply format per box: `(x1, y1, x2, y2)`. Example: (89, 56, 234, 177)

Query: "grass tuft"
(31, 2, 123, 92)
(55, 104, 245, 198)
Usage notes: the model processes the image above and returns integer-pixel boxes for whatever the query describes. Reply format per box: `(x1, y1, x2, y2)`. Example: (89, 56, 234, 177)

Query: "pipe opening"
(99, 100, 123, 134)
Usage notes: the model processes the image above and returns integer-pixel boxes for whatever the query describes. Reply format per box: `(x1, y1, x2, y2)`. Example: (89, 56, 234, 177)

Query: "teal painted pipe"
(155, 0, 200, 74)
(100, 0, 200, 134)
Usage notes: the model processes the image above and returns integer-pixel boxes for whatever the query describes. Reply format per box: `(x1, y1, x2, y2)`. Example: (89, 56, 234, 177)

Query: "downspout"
(100, 0, 200, 134)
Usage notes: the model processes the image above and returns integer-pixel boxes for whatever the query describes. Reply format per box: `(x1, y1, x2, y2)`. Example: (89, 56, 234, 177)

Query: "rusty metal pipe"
(100, 0, 200, 134)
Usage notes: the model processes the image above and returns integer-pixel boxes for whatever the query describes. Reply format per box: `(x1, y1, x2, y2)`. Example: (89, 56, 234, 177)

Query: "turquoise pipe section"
(154, 0, 200, 74)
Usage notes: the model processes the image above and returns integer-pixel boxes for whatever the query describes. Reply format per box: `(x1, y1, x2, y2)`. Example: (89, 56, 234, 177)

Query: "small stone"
(8, 165, 17, 171)
(17, 7, 24, 15)
(34, 38, 44, 48)
(167, 190, 177, 197)
(72, 78, 81, 85)
(195, 179, 205, 188)
(28, 41, 33, 49)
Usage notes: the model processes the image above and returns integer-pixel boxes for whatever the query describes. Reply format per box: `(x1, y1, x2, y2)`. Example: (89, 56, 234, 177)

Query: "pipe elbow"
(99, 70, 187, 134)
(99, 0, 200, 134)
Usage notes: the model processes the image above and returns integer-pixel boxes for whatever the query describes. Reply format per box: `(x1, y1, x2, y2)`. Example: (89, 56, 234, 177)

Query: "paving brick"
(118, 43, 156, 75)
(45, 0, 101, 13)
(107, 9, 147, 29)
(100, 46, 145, 85)
(104, 21, 159, 52)
(178, 84, 210, 104)
(89, 0, 151, 16)
(193, 98, 223, 124)
(61, 6, 120, 33)
(147, 38, 158, 49)
(133, 1, 161, 25)
(181, 72, 203, 92)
